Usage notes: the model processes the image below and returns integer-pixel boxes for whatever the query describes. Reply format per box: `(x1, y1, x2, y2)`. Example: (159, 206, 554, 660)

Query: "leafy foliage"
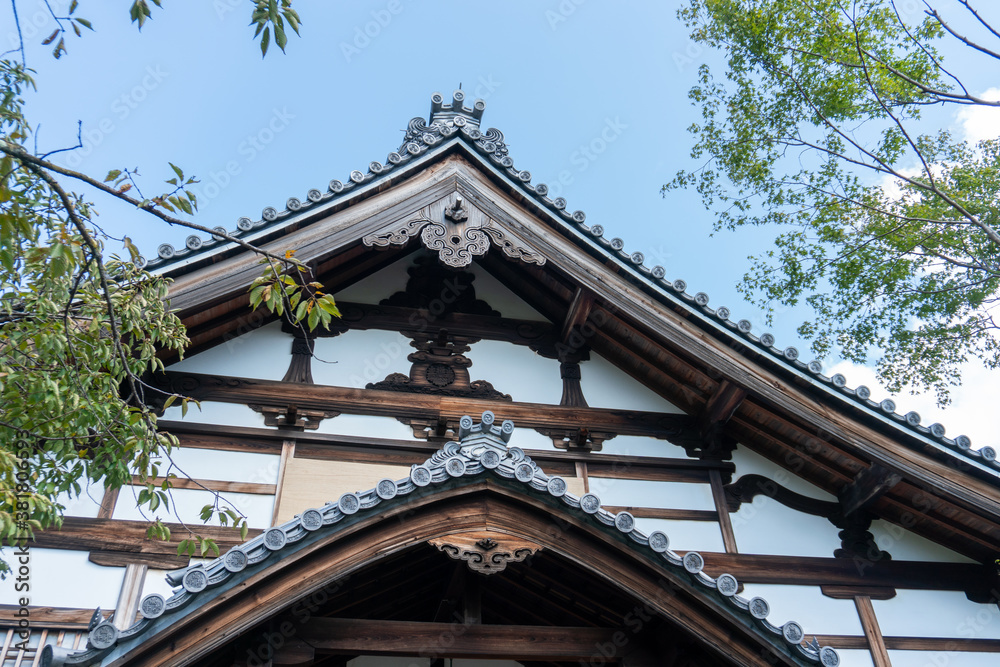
(251, 0, 302, 57)
(667, 0, 1000, 404)
(0, 2, 312, 576)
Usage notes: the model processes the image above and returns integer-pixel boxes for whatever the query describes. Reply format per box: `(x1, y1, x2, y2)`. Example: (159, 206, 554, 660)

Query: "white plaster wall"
(888, 650, 999, 667)
(55, 478, 106, 518)
(164, 448, 280, 485)
(868, 519, 976, 564)
(588, 478, 716, 511)
(730, 446, 836, 500)
(633, 517, 725, 553)
(112, 486, 274, 529)
(313, 413, 421, 440)
(727, 444, 844, 557)
(161, 401, 268, 429)
(737, 583, 864, 636)
(835, 650, 875, 667)
(730, 495, 843, 558)
(142, 568, 179, 601)
(335, 258, 412, 304)
(169, 320, 293, 380)
(465, 340, 562, 404)
(0, 548, 122, 609)
(334, 256, 547, 323)
(596, 434, 689, 458)
(511, 427, 560, 452)
(730, 447, 977, 564)
(467, 262, 546, 321)
(872, 590, 1000, 639)
(312, 329, 412, 388)
(579, 354, 684, 413)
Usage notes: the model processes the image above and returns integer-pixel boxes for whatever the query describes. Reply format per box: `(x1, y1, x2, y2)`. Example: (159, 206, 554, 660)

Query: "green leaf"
(260, 26, 271, 57)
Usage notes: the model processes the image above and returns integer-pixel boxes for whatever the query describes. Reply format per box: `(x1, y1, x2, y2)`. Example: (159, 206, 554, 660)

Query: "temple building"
(3, 92, 1000, 667)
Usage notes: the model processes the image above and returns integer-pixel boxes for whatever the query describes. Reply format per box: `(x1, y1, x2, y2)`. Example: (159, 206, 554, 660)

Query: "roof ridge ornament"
(429, 89, 486, 130)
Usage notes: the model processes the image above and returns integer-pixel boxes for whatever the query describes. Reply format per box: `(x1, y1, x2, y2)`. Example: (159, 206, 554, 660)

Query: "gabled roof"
(43, 412, 841, 667)
(145, 91, 998, 480)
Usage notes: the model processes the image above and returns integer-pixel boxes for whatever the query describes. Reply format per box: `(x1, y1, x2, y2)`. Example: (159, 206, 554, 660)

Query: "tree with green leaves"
(667, 0, 1000, 405)
(0, 0, 325, 576)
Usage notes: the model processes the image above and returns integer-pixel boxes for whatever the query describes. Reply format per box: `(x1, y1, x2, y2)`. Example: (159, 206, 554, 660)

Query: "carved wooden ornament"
(363, 195, 545, 268)
(428, 531, 542, 575)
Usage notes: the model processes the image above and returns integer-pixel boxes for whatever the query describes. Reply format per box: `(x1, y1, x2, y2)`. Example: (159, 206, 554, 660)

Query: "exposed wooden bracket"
(560, 287, 595, 344)
(248, 403, 340, 430)
(839, 464, 902, 517)
(701, 380, 747, 433)
(724, 474, 839, 517)
(820, 585, 896, 600)
(687, 380, 746, 460)
(537, 427, 616, 452)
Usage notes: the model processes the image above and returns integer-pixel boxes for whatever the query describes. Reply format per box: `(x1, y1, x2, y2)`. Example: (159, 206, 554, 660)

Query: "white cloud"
(956, 87, 1000, 145)
(825, 359, 996, 451)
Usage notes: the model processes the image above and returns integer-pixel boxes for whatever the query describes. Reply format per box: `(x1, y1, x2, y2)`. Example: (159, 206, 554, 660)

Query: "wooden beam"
(811, 635, 1000, 653)
(296, 618, 624, 660)
(698, 552, 988, 592)
(603, 506, 719, 522)
(129, 476, 277, 496)
(840, 464, 902, 516)
(155, 371, 697, 440)
(270, 638, 316, 666)
(162, 419, 734, 475)
(0, 606, 109, 630)
(31, 517, 261, 556)
(89, 550, 189, 570)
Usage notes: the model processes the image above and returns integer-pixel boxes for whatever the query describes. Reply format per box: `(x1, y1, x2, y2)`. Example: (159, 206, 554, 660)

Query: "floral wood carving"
(362, 195, 545, 268)
(429, 532, 542, 575)
(367, 329, 512, 402)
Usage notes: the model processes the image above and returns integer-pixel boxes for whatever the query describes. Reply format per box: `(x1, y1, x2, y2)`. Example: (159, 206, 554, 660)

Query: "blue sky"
(4, 0, 998, 446)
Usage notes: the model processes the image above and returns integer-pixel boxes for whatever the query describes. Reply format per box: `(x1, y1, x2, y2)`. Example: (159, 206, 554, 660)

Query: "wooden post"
(710, 470, 739, 554)
(270, 439, 296, 526)
(854, 595, 891, 667)
(113, 563, 148, 631)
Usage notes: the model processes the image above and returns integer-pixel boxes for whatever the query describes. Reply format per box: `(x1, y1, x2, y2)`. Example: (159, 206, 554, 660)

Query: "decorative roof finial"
(457, 410, 515, 459)
(429, 89, 486, 129)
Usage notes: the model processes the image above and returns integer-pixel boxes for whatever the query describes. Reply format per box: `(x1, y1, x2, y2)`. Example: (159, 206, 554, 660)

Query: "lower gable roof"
(45, 413, 840, 667)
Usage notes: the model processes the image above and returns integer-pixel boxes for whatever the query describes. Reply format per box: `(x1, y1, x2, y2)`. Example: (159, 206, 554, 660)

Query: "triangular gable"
(146, 92, 1000, 566)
